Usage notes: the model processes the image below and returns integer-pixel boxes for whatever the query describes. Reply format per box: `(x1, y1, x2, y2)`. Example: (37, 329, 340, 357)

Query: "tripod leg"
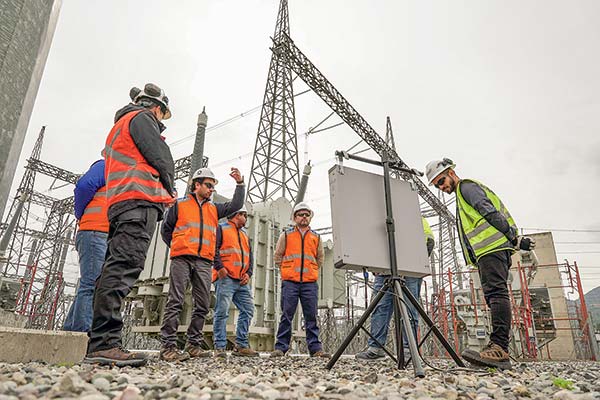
(393, 280, 425, 377)
(325, 280, 391, 370)
(400, 282, 466, 367)
(391, 285, 404, 369)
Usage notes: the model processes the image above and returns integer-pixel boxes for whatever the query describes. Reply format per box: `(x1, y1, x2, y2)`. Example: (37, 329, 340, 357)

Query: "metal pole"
(189, 107, 208, 177)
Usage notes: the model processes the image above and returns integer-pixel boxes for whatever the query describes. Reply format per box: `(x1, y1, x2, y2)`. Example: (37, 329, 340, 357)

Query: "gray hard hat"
(131, 83, 172, 119)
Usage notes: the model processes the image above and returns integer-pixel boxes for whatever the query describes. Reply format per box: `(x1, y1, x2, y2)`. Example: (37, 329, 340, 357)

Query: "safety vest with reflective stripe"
(422, 217, 434, 242)
(280, 226, 320, 283)
(104, 109, 172, 208)
(170, 194, 218, 260)
(211, 221, 251, 282)
(78, 186, 109, 232)
(456, 179, 517, 265)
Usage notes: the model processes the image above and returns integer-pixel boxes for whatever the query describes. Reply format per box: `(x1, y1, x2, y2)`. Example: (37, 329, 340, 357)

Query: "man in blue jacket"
(63, 159, 108, 332)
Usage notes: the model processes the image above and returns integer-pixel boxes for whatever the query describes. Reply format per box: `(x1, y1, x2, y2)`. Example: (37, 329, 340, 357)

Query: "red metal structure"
(424, 259, 595, 361)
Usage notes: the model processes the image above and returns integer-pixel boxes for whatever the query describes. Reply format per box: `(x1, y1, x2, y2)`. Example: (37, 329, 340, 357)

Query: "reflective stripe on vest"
(169, 194, 218, 259)
(213, 221, 251, 281)
(104, 110, 172, 208)
(456, 179, 516, 265)
(280, 227, 320, 283)
(78, 186, 109, 232)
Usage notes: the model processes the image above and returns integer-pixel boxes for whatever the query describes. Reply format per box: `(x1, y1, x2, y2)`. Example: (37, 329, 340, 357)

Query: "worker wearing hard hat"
(85, 83, 175, 367)
(159, 167, 245, 362)
(271, 202, 329, 358)
(425, 158, 535, 369)
(356, 218, 435, 361)
(212, 205, 258, 357)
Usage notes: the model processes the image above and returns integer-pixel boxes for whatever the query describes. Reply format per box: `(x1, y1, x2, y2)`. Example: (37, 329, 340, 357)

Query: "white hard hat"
(228, 205, 248, 219)
(425, 158, 455, 185)
(191, 167, 218, 185)
(292, 202, 313, 218)
(132, 83, 172, 119)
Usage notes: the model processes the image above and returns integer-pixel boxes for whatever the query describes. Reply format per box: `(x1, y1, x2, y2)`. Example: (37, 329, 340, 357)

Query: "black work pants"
(87, 207, 158, 353)
(160, 256, 212, 348)
(477, 250, 512, 351)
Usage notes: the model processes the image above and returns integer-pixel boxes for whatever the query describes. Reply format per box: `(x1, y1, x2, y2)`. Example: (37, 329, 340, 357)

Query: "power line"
(168, 89, 311, 148)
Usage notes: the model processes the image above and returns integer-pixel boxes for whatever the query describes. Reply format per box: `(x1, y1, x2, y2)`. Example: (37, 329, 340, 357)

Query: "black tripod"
(325, 151, 465, 377)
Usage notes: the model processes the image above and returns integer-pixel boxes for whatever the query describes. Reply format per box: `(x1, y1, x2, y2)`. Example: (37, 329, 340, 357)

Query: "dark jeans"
(477, 250, 512, 351)
(87, 207, 158, 353)
(275, 280, 322, 354)
(160, 256, 212, 348)
(63, 230, 108, 332)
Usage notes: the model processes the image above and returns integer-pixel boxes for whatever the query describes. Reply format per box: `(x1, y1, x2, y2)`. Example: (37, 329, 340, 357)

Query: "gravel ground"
(0, 354, 598, 400)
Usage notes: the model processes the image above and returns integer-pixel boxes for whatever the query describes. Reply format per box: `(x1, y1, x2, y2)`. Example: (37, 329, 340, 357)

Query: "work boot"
(83, 347, 148, 367)
(356, 348, 385, 361)
(461, 342, 512, 370)
(233, 346, 259, 357)
(159, 346, 190, 362)
(310, 350, 331, 358)
(214, 348, 227, 358)
(270, 349, 285, 358)
(185, 343, 212, 358)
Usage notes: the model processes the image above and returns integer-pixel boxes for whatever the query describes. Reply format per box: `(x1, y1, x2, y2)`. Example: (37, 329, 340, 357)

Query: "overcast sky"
(8, 0, 600, 292)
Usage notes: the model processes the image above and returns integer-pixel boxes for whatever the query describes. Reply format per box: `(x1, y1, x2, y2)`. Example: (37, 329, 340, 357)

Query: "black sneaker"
(83, 347, 148, 367)
(355, 350, 385, 361)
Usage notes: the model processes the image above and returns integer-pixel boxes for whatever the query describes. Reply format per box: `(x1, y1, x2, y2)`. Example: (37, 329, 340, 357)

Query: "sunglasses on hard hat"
(295, 212, 311, 218)
(434, 176, 446, 188)
(203, 182, 215, 190)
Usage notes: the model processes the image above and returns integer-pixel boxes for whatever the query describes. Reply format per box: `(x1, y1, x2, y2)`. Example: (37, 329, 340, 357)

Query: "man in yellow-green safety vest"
(425, 158, 536, 370)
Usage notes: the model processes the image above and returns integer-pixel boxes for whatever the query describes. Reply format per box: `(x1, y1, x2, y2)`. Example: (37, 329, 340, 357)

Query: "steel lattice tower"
(248, 0, 300, 203)
(1, 127, 45, 278)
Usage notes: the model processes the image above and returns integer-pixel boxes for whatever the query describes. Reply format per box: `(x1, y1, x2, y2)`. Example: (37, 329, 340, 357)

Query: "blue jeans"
(213, 276, 255, 349)
(368, 275, 422, 351)
(63, 230, 108, 332)
(275, 281, 322, 354)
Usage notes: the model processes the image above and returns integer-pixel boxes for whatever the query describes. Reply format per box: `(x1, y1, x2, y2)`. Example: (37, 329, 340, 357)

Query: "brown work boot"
(185, 343, 212, 358)
(83, 347, 148, 367)
(270, 349, 285, 357)
(310, 350, 331, 359)
(214, 348, 227, 358)
(461, 342, 512, 370)
(159, 346, 190, 362)
(233, 346, 259, 357)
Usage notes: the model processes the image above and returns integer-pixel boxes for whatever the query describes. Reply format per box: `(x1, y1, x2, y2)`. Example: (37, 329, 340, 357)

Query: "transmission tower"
(248, 0, 300, 203)
(1, 127, 45, 278)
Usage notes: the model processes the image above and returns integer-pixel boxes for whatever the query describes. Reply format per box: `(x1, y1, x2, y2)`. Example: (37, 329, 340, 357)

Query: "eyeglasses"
(434, 176, 446, 188)
(295, 212, 311, 218)
(203, 182, 215, 190)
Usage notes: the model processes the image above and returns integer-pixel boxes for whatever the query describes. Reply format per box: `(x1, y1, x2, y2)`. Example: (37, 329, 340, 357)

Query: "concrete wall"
(512, 232, 576, 360)
(0, 0, 61, 221)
